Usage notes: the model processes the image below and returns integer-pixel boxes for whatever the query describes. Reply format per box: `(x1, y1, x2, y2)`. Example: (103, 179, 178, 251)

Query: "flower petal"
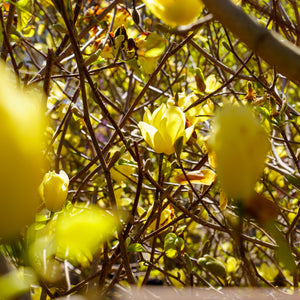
(152, 128, 174, 154)
(151, 103, 167, 128)
(175, 169, 216, 185)
(184, 124, 195, 142)
(143, 107, 153, 123)
(164, 106, 186, 144)
(138, 121, 157, 149)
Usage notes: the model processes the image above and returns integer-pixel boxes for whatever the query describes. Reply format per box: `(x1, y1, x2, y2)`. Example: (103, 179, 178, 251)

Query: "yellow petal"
(143, 107, 153, 124)
(138, 121, 157, 150)
(184, 124, 195, 142)
(197, 99, 214, 122)
(151, 103, 167, 128)
(152, 127, 174, 154)
(55, 204, 119, 262)
(175, 169, 216, 185)
(0, 62, 45, 238)
(163, 106, 186, 144)
(210, 104, 269, 200)
(205, 74, 221, 94)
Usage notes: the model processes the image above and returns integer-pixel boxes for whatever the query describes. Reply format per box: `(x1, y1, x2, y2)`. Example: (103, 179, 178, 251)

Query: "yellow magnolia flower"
(209, 104, 269, 200)
(39, 170, 69, 212)
(0, 62, 45, 238)
(142, 0, 204, 27)
(138, 103, 194, 155)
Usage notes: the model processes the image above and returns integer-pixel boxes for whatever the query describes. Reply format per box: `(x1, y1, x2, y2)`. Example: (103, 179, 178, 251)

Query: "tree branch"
(201, 0, 300, 86)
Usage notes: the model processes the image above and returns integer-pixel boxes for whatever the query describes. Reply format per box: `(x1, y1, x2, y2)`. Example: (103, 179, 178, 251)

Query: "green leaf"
(174, 136, 184, 156)
(265, 221, 296, 273)
(164, 233, 184, 258)
(127, 243, 145, 253)
(284, 174, 300, 191)
(118, 158, 137, 167)
(198, 255, 227, 280)
(184, 253, 192, 274)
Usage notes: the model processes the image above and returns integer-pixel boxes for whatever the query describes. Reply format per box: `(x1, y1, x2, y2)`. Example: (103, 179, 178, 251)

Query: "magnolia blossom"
(39, 170, 69, 212)
(142, 0, 204, 27)
(138, 103, 194, 155)
(209, 104, 269, 200)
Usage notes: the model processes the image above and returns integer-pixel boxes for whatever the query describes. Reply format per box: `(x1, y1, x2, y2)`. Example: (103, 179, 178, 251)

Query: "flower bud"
(39, 170, 69, 212)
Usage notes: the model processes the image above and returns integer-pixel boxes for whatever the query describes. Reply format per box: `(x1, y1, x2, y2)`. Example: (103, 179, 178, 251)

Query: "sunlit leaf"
(195, 68, 206, 93)
(184, 253, 193, 274)
(164, 232, 184, 258)
(143, 32, 165, 58)
(15, 0, 32, 32)
(127, 243, 145, 253)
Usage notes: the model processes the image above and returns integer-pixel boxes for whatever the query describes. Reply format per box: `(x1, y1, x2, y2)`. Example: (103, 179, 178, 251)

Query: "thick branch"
(202, 0, 300, 86)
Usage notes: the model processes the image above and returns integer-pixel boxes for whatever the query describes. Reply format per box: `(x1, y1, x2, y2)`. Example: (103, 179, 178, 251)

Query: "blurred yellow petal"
(142, 0, 204, 27)
(55, 204, 119, 263)
(258, 263, 279, 282)
(209, 104, 269, 200)
(0, 62, 45, 238)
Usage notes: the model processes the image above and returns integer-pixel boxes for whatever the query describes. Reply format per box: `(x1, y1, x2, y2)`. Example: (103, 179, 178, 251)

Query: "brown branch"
(202, 0, 300, 86)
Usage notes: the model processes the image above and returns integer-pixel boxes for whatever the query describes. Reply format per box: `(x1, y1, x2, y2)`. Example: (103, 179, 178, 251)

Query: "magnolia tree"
(0, 0, 300, 298)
